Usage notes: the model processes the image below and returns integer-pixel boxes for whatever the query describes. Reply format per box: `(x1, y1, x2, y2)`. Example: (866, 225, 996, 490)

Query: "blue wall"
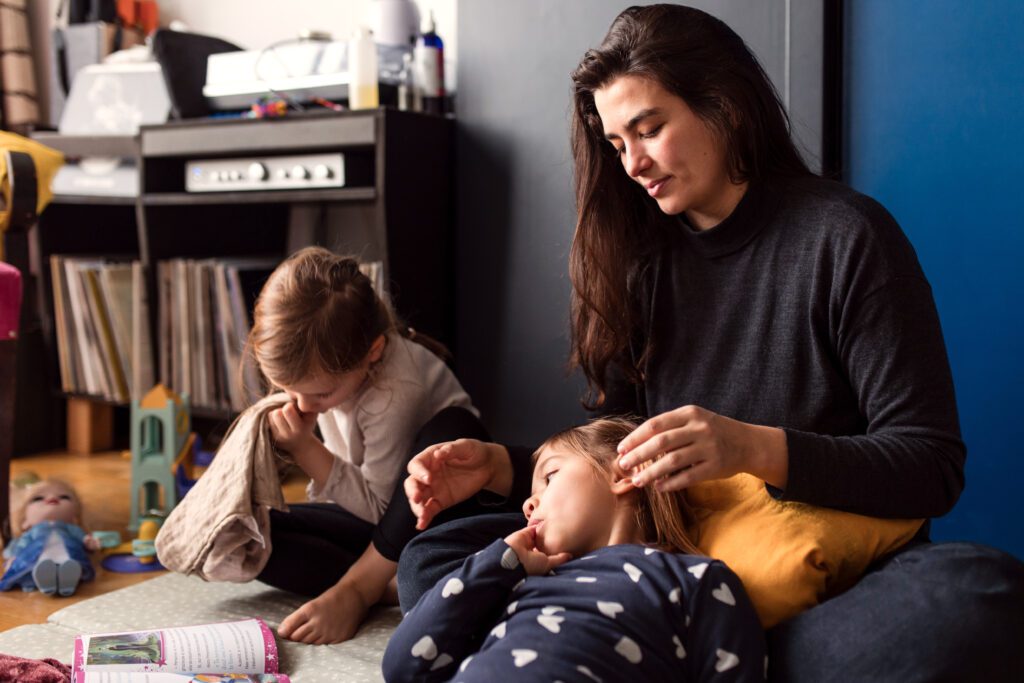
(845, 1, 1024, 558)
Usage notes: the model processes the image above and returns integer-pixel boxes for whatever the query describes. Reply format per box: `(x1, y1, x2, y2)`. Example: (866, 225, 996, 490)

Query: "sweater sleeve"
(780, 275, 965, 518)
(382, 539, 527, 682)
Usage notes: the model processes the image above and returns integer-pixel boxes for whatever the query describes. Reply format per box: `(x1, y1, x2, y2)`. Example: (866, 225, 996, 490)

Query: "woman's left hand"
(615, 405, 788, 491)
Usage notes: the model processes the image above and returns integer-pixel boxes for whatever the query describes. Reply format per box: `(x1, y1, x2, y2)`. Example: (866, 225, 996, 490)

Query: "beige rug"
(0, 573, 400, 682)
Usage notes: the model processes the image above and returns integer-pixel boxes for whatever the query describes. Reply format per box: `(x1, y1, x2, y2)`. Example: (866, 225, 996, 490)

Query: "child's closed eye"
(544, 470, 559, 484)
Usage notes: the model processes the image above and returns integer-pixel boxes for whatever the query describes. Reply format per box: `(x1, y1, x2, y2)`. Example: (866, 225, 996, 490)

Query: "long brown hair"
(569, 4, 813, 407)
(535, 417, 699, 555)
(248, 247, 449, 390)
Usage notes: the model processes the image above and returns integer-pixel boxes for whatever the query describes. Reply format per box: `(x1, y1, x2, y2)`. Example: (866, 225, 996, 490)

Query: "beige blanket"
(155, 393, 292, 581)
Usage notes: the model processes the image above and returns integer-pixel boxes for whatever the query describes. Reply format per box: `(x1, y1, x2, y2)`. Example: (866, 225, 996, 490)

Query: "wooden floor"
(1, 449, 309, 633)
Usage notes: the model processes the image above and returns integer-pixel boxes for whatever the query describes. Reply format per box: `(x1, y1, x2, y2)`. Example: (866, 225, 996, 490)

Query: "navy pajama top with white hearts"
(382, 540, 765, 682)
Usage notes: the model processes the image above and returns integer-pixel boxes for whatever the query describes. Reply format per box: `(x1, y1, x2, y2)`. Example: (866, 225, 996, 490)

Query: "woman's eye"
(639, 123, 664, 139)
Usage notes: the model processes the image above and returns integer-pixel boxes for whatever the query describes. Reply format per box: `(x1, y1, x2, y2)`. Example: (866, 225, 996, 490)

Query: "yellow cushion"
(686, 473, 924, 627)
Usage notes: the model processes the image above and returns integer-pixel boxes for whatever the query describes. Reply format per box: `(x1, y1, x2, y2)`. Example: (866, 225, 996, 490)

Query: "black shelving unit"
(18, 108, 455, 451)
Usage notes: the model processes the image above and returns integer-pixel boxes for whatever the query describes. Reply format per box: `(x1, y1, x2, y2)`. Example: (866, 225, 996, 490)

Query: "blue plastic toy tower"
(129, 384, 190, 532)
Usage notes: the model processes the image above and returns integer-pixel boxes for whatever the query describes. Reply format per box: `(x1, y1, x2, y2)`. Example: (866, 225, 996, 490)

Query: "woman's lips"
(646, 176, 670, 197)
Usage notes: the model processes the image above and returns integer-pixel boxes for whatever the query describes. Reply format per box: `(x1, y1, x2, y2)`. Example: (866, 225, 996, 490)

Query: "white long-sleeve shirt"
(307, 333, 477, 523)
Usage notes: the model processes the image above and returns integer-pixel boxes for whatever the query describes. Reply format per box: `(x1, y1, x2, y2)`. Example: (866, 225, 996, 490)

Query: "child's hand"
(83, 534, 101, 552)
(503, 527, 572, 576)
(269, 402, 318, 454)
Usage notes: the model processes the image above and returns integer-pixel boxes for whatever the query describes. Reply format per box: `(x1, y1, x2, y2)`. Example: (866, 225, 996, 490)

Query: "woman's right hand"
(404, 439, 511, 530)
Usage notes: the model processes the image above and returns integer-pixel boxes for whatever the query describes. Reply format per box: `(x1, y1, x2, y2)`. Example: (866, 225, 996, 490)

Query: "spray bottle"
(414, 10, 444, 115)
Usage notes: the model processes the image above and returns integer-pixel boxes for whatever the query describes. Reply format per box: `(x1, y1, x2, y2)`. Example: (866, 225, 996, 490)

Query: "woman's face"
(522, 445, 620, 557)
(593, 75, 746, 229)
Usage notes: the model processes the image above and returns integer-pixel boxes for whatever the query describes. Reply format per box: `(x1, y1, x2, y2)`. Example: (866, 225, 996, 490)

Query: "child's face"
(522, 445, 621, 557)
(21, 482, 79, 530)
(275, 335, 386, 414)
(279, 366, 371, 415)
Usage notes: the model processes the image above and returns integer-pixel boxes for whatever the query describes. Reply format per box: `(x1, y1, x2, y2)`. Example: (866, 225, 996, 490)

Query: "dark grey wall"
(454, 1, 824, 445)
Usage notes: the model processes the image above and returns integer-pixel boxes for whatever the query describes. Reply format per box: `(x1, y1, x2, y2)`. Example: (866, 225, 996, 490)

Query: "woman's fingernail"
(633, 475, 644, 487)
(619, 456, 631, 469)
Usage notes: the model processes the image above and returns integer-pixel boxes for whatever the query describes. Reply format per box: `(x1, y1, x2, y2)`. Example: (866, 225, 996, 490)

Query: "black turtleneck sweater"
(510, 176, 965, 521)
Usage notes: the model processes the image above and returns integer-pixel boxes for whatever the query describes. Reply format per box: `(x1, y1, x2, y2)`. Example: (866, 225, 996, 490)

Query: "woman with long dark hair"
(397, 5, 1024, 680)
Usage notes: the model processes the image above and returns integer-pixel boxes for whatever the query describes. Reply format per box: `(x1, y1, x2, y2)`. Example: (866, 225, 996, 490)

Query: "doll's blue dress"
(0, 521, 95, 591)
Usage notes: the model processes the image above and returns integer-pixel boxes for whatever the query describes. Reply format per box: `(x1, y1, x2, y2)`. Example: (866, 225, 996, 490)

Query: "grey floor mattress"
(0, 572, 401, 682)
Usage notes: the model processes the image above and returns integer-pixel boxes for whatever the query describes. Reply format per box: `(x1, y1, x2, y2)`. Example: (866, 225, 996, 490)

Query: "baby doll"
(0, 478, 99, 596)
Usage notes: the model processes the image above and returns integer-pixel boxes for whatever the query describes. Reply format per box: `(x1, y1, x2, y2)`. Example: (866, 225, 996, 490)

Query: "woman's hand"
(616, 405, 788, 491)
(404, 439, 511, 530)
(268, 401, 318, 454)
(503, 527, 572, 576)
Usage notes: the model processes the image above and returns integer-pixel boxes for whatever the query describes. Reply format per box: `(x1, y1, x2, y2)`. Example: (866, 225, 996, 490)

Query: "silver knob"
(248, 162, 269, 180)
(228, 170, 242, 181)
(291, 165, 310, 180)
(276, 168, 290, 180)
(312, 164, 332, 180)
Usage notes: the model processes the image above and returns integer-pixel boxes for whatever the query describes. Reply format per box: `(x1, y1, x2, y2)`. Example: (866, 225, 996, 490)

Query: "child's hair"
(11, 478, 83, 536)
(249, 247, 395, 388)
(534, 416, 700, 555)
(249, 247, 451, 390)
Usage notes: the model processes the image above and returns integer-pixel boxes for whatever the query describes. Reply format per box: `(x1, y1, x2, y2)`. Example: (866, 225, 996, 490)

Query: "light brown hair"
(249, 247, 395, 388)
(535, 416, 699, 554)
(569, 5, 814, 408)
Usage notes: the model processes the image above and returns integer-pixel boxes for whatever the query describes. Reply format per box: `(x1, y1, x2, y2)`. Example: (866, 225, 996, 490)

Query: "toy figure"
(0, 478, 99, 596)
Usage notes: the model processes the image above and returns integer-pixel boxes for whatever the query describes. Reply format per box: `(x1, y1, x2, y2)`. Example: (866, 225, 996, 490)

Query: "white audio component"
(185, 153, 345, 192)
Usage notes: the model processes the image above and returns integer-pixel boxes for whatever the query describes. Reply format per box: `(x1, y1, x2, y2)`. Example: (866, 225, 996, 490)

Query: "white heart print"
(489, 621, 507, 639)
(511, 649, 538, 667)
(715, 648, 739, 672)
(459, 655, 474, 672)
(430, 653, 454, 671)
(673, 635, 686, 659)
(712, 582, 736, 606)
(501, 547, 521, 569)
(542, 606, 565, 615)
(597, 601, 624, 618)
(441, 578, 464, 598)
(669, 587, 681, 603)
(623, 562, 643, 582)
(576, 665, 602, 682)
(615, 636, 643, 664)
(537, 614, 565, 633)
(576, 576, 597, 583)
(411, 635, 437, 660)
(507, 600, 518, 615)
(687, 562, 708, 579)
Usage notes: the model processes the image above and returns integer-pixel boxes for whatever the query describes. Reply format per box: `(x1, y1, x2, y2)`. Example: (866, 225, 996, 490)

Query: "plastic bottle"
(398, 52, 421, 112)
(414, 10, 444, 115)
(349, 26, 379, 110)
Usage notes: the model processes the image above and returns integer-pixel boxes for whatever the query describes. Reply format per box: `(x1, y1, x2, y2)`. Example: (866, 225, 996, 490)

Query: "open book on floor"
(71, 618, 290, 683)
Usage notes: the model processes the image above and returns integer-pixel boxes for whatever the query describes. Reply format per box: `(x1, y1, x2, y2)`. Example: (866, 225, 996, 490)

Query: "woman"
(399, 5, 1024, 681)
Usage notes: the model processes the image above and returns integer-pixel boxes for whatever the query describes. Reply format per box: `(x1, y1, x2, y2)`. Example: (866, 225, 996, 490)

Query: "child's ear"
(610, 474, 636, 496)
(368, 334, 386, 364)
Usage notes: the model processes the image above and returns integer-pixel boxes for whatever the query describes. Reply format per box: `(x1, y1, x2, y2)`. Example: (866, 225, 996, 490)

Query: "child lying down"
(383, 417, 765, 682)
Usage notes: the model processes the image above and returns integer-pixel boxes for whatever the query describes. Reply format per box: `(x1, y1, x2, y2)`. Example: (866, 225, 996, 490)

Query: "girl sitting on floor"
(383, 417, 765, 682)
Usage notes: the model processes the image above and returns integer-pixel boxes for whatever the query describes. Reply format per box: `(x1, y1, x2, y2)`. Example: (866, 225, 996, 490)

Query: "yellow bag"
(0, 132, 64, 259)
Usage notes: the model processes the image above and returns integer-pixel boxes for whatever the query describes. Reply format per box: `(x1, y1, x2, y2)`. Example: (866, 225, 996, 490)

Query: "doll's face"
(21, 482, 80, 530)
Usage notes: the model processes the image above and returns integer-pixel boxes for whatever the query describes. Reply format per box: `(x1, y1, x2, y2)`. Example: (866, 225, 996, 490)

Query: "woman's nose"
(623, 144, 651, 178)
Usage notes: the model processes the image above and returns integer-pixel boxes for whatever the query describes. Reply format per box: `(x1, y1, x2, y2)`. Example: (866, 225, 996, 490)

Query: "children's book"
(71, 618, 290, 683)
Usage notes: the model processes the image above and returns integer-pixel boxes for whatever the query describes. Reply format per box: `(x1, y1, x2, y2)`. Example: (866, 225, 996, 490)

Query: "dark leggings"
(256, 405, 521, 596)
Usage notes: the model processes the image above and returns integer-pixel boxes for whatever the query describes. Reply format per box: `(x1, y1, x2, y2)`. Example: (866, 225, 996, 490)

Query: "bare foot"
(277, 583, 370, 644)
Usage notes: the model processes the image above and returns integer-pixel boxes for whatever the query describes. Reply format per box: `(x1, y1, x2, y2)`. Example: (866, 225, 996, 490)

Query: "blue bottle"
(414, 10, 445, 114)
